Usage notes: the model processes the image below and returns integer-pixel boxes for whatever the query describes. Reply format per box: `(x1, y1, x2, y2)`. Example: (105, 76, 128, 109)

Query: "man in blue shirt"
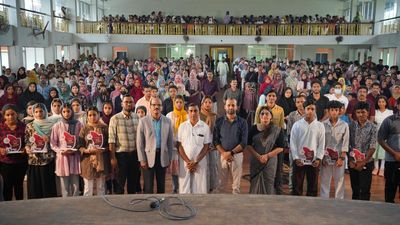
(378, 98, 400, 203)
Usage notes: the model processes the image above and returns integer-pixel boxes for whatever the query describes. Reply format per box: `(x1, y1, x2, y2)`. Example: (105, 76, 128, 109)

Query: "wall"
(295, 45, 350, 62)
(103, 0, 343, 20)
(97, 43, 150, 60)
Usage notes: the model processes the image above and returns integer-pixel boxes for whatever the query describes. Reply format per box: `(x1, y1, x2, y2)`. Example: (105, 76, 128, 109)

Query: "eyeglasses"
(260, 112, 270, 116)
(151, 104, 162, 107)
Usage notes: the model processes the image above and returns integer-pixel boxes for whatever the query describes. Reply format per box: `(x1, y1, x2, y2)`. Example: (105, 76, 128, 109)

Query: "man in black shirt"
(307, 80, 329, 121)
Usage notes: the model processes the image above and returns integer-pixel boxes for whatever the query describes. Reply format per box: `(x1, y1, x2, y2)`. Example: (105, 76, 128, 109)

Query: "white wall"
(103, 0, 343, 19)
(97, 43, 150, 60)
(295, 45, 350, 62)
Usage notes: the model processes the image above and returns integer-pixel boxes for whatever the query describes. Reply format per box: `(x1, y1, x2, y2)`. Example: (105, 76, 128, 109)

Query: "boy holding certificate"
(320, 101, 349, 199)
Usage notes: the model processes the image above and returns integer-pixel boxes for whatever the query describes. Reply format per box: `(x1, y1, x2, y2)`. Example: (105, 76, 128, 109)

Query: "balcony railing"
(20, 9, 46, 29)
(76, 22, 373, 36)
(379, 18, 400, 34)
(0, 7, 8, 24)
(54, 17, 69, 32)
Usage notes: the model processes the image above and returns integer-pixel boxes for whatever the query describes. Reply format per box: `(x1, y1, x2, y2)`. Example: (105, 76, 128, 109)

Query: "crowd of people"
(101, 11, 351, 25)
(0, 54, 399, 204)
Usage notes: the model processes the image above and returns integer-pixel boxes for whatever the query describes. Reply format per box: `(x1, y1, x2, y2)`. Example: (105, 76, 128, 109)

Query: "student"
(0, 104, 28, 201)
(79, 106, 111, 196)
(166, 95, 188, 193)
(320, 101, 349, 199)
(25, 103, 57, 199)
(372, 96, 393, 176)
(290, 99, 325, 196)
(50, 104, 83, 197)
(348, 101, 377, 201)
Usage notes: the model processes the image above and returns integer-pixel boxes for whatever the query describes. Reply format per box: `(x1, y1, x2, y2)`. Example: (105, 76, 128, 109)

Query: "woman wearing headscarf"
(0, 104, 28, 201)
(277, 87, 296, 118)
(166, 95, 188, 193)
(58, 83, 71, 103)
(247, 106, 285, 194)
(45, 88, 59, 112)
(199, 96, 219, 192)
(129, 78, 144, 104)
(79, 106, 111, 196)
(0, 84, 18, 111)
(271, 71, 285, 96)
(50, 104, 83, 197)
(18, 82, 45, 113)
(186, 69, 202, 107)
(70, 98, 86, 125)
(24, 103, 57, 199)
(47, 98, 63, 122)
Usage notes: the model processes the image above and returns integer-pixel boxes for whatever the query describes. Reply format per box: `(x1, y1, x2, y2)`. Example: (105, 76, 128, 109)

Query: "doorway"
(209, 46, 233, 73)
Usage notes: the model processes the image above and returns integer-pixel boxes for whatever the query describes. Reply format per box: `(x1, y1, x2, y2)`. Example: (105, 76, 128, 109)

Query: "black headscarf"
(277, 87, 296, 117)
(18, 82, 45, 113)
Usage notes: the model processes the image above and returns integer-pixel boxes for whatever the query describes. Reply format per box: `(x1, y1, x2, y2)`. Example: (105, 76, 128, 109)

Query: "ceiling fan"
(32, 21, 49, 39)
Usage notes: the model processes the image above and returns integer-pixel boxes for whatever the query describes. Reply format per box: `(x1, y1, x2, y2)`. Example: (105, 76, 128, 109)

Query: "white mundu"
(177, 120, 211, 194)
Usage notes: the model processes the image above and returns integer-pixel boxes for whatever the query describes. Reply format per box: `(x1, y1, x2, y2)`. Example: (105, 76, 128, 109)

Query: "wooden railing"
(76, 22, 373, 36)
(379, 18, 400, 34)
(53, 17, 69, 32)
(20, 9, 46, 29)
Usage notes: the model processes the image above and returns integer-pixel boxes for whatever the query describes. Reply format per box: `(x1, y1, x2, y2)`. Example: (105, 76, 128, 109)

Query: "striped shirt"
(108, 111, 139, 152)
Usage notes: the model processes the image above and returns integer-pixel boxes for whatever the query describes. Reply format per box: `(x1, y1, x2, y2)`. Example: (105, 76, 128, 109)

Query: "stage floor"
(0, 194, 399, 225)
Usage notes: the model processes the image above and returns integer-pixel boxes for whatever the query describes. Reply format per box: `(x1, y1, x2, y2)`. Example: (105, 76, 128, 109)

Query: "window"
(23, 0, 42, 11)
(0, 46, 9, 72)
(384, 0, 397, 19)
(316, 53, 328, 64)
(77, 0, 91, 21)
(22, 47, 44, 69)
(247, 45, 294, 61)
(380, 48, 398, 67)
(168, 44, 195, 59)
(343, 0, 352, 22)
(357, 0, 374, 21)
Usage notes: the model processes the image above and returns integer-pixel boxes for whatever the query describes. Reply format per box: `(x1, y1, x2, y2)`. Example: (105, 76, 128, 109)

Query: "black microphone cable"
(102, 195, 196, 221)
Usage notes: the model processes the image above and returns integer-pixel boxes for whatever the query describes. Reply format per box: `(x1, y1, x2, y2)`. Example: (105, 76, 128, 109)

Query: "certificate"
(87, 131, 104, 150)
(63, 131, 77, 151)
(4, 134, 23, 154)
(325, 147, 339, 166)
(300, 147, 314, 165)
(30, 134, 47, 153)
(350, 148, 365, 162)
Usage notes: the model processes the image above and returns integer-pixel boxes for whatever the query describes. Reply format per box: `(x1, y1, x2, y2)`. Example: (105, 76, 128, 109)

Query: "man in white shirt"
(177, 104, 211, 194)
(135, 84, 152, 112)
(290, 99, 325, 196)
(327, 82, 349, 110)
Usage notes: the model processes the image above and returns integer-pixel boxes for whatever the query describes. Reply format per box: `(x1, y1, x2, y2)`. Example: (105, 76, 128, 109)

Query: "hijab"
(200, 99, 216, 132)
(277, 87, 296, 117)
(172, 101, 187, 135)
(32, 103, 56, 136)
(61, 106, 78, 135)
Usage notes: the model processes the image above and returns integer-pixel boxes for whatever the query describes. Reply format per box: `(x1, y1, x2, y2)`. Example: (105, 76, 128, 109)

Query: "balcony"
(76, 22, 373, 36)
(53, 17, 70, 32)
(378, 18, 400, 34)
(20, 9, 46, 29)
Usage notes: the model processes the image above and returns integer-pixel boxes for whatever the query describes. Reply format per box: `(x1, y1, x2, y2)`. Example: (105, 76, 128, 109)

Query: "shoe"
(378, 169, 384, 177)
(372, 168, 378, 175)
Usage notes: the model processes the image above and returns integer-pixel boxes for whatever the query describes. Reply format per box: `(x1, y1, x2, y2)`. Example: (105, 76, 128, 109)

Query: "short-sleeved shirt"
(346, 99, 375, 120)
(378, 113, 400, 162)
(306, 94, 329, 121)
(349, 120, 377, 161)
(213, 115, 248, 152)
(178, 120, 211, 159)
(108, 111, 139, 152)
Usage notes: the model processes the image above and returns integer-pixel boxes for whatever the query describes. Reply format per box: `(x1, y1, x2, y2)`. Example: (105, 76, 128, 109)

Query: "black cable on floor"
(102, 195, 196, 221)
